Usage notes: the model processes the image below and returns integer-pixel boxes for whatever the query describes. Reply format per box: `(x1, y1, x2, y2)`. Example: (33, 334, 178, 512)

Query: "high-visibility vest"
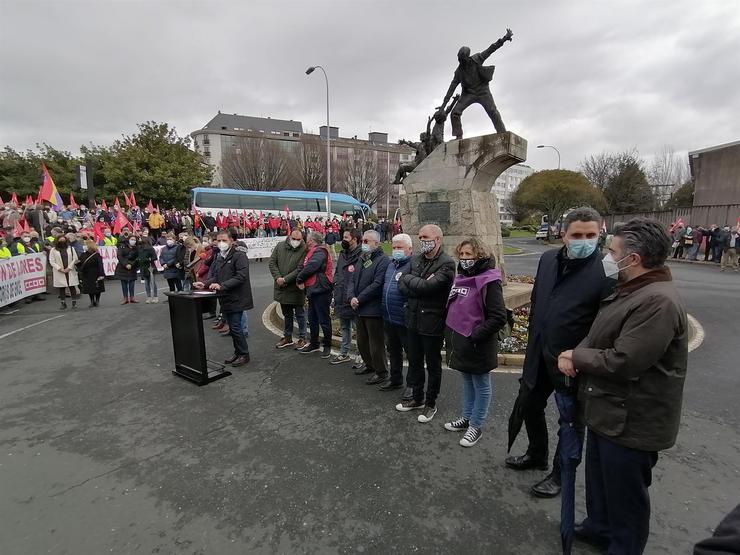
(10, 242, 26, 255)
(0, 246, 11, 259)
(103, 236, 118, 246)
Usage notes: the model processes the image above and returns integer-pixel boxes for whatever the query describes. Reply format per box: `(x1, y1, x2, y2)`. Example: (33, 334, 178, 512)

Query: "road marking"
(0, 314, 65, 340)
(1, 309, 20, 315)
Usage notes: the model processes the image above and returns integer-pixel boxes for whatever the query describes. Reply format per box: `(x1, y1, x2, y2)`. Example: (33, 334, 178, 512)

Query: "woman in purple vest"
(444, 238, 508, 447)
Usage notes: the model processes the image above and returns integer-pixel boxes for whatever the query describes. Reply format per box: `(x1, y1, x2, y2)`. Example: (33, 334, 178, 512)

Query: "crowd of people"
(4, 193, 734, 553)
(669, 222, 740, 271)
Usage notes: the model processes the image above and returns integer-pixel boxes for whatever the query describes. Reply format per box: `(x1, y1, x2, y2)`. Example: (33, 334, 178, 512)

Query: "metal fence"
(604, 204, 740, 229)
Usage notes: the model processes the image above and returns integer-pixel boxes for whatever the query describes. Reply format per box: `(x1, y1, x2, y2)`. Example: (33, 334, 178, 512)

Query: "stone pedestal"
(401, 132, 527, 278)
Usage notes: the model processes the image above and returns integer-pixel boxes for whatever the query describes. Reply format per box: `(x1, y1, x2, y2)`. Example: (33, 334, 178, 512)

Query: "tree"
(580, 148, 641, 192)
(603, 155, 656, 213)
(502, 193, 531, 225)
(664, 180, 695, 209)
(221, 137, 287, 191)
(292, 135, 326, 191)
(647, 144, 690, 208)
(338, 150, 379, 207)
(0, 144, 80, 198)
(98, 121, 211, 207)
(512, 170, 607, 232)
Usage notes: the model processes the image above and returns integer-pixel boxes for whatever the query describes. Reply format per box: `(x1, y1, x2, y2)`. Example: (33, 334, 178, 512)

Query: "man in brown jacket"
(558, 218, 688, 555)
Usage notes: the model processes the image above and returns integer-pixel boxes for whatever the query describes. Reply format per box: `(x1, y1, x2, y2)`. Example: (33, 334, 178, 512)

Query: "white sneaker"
(145, 298, 151, 304)
(460, 426, 482, 447)
(417, 406, 437, 423)
(153, 297, 159, 303)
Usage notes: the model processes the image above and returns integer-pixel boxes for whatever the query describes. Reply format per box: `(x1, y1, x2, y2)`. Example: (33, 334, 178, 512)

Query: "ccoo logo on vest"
(449, 285, 469, 298)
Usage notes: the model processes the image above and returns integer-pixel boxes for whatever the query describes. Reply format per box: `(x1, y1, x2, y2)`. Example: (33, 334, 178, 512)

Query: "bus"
(191, 187, 369, 220)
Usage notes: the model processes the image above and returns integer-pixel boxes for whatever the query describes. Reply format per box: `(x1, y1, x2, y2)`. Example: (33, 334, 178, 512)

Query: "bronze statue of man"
(439, 28, 513, 139)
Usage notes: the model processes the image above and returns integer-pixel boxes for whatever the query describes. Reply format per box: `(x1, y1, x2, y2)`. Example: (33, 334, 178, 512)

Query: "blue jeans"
(339, 317, 355, 355)
(120, 279, 135, 299)
(461, 372, 492, 428)
(241, 310, 249, 337)
(281, 303, 306, 340)
(224, 310, 249, 356)
(142, 269, 158, 297)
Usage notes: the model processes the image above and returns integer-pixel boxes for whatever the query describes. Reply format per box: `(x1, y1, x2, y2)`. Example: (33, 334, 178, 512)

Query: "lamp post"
(537, 144, 561, 169)
(306, 65, 331, 221)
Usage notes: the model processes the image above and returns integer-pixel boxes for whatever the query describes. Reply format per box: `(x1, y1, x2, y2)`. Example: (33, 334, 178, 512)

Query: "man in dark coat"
(269, 229, 308, 350)
(559, 217, 687, 554)
(195, 229, 253, 367)
(506, 208, 614, 498)
(330, 228, 362, 365)
(439, 28, 513, 139)
(348, 230, 390, 385)
(396, 224, 456, 423)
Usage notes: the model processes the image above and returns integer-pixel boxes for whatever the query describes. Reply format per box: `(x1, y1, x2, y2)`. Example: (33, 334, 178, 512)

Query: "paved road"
(0, 242, 737, 554)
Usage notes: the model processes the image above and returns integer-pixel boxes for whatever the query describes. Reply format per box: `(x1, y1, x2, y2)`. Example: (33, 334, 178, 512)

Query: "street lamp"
(306, 65, 331, 221)
(537, 144, 561, 169)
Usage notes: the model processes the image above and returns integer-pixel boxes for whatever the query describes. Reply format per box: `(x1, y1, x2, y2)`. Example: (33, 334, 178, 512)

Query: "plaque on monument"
(418, 201, 450, 224)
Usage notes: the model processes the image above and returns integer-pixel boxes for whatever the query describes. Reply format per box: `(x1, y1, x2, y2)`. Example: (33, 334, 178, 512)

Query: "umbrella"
(555, 391, 584, 555)
(507, 379, 533, 452)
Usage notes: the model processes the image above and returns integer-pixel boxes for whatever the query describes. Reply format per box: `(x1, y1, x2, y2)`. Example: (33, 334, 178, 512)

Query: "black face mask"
(57, 241, 68, 249)
(341, 240, 351, 250)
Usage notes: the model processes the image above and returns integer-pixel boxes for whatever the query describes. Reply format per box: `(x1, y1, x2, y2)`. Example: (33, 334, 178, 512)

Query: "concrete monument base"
(400, 131, 527, 278)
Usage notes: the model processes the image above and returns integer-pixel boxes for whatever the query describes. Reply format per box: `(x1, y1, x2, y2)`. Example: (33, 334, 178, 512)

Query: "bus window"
(276, 197, 310, 212)
(331, 200, 356, 215)
(196, 192, 241, 209)
(240, 194, 275, 211)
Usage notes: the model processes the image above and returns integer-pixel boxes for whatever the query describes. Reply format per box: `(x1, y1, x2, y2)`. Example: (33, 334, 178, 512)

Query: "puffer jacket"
(113, 242, 139, 280)
(382, 256, 411, 326)
(333, 245, 362, 319)
(397, 249, 456, 336)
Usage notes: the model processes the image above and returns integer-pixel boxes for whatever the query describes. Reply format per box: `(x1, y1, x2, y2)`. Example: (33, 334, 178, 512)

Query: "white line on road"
(0, 314, 66, 340)
(1, 309, 20, 315)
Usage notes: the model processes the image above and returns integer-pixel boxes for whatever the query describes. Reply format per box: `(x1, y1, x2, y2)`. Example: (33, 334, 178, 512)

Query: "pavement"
(0, 240, 738, 554)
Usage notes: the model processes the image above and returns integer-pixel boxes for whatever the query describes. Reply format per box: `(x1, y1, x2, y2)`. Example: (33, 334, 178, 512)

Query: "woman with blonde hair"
(443, 237, 507, 447)
(49, 234, 80, 309)
(77, 240, 105, 307)
(183, 236, 204, 291)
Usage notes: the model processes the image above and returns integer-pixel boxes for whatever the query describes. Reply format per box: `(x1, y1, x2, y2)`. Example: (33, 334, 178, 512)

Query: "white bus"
(191, 188, 369, 219)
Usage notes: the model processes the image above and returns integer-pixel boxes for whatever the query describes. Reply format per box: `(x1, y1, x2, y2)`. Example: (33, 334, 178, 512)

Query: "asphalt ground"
(0, 240, 738, 554)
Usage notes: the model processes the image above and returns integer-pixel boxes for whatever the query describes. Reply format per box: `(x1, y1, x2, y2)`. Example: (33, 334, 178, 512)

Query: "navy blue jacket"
(382, 256, 411, 326)
(523, 247, 614, 393)
(347, 248, 390, 318)
(333, 246, 362, 319)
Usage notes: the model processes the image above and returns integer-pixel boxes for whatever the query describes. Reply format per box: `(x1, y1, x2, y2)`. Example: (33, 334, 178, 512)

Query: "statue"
(438, 28, 513, 139)
(393, 132, 429, 185)
(426, 94, 459, 154)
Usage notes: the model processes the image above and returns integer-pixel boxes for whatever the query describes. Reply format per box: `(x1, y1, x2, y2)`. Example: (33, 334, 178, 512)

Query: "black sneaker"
(298, 343, 321, 354)
(460, 426, 482, 447)
(320, 346, 332, 358)
(417, 406, 438, 423)
(330, 354, 352, 365)
(395, 399, 425, 412)
(444, 417, 470, 432)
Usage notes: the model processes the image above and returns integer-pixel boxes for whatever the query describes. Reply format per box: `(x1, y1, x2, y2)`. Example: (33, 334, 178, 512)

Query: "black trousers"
(520, 357, 561, 476)
(356, 316, 387, 377)
(385, 321, 408, 386)
(406, 330, 444, 407)
(307, 290, 332, 347)
(583, 430, 658, 555)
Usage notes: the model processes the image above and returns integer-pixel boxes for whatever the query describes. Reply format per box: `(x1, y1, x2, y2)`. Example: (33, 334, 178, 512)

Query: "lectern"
(164, 292, 231, 385)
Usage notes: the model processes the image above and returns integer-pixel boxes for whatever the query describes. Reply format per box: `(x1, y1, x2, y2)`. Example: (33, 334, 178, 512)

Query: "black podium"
(164, 292, 231, 385)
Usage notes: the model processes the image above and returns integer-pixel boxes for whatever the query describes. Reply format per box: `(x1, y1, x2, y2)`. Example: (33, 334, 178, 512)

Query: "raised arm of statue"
(445, 94, 461, 116)
(441, 74, 460, 108)
(477, 28, 513, 62)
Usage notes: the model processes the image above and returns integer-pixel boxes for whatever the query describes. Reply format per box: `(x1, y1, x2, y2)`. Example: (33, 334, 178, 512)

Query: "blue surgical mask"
(567, 238, 598, 259)
(361, 244, 372, 253)
(392, 249, 407, 261)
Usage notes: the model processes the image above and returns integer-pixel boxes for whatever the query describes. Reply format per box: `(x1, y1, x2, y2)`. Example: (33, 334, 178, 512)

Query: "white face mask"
(218, 241, 230, 252)
(602, 252, 631, 278)
(128, 239, 137, 246)
(166, 240, 175, 247)
(290, 239, 302, 248)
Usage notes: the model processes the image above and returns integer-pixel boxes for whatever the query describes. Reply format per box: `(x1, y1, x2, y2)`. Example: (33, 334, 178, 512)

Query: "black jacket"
(397, 249, 456, 336)
(694, 504, 740, 555)
(206, 245, 253, 313)
(333, 245, 362, 319)
(114, 242, 139, 280)
(523, 247, 615, 393)
(296, 246, 333, 296)
(347, 248, 390, 318)
(445, 258, 507, 374)
(77, 251, 106, 295)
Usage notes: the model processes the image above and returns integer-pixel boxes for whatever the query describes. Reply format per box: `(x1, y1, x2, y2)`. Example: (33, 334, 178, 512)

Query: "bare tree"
(220, 137, 287, 191)
(339, 150, 379, 207)
(291, 134, 326, 191)
(579, 148, 642, 191)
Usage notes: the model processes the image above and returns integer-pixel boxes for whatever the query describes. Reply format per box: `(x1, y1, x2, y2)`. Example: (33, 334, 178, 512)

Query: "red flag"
(101, 199, 108, 211)
(14, 221, 24, 237)
(133, 220, 141, 231)
(112, 210, 131, 235)
(130, 191, 137, 207)
(93, 222, 105, 243)
(69, 192, 79, 209)
(669, 217, 685, 233)
(36, 188, 42, 204)
(10, 192, 18, 205)
(147, 199, 154, 212)
(22, 219, 31, 233)
(114, 196, 121, 210)
(25, 195, 32, 206)
(124, 191, 131, 208)
(39, 163, 61, 206)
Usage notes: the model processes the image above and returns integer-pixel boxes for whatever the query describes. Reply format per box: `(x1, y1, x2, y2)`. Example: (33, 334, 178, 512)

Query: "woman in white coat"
(48, 235, 80, 309)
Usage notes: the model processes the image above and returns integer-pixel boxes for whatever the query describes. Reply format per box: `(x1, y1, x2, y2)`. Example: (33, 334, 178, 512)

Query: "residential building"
(491, 163, 534, 225)
(191, 112, 413, 218)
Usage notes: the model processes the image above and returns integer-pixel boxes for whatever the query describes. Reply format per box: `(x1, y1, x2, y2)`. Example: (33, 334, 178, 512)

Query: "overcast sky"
(1, 0, 738, 171)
